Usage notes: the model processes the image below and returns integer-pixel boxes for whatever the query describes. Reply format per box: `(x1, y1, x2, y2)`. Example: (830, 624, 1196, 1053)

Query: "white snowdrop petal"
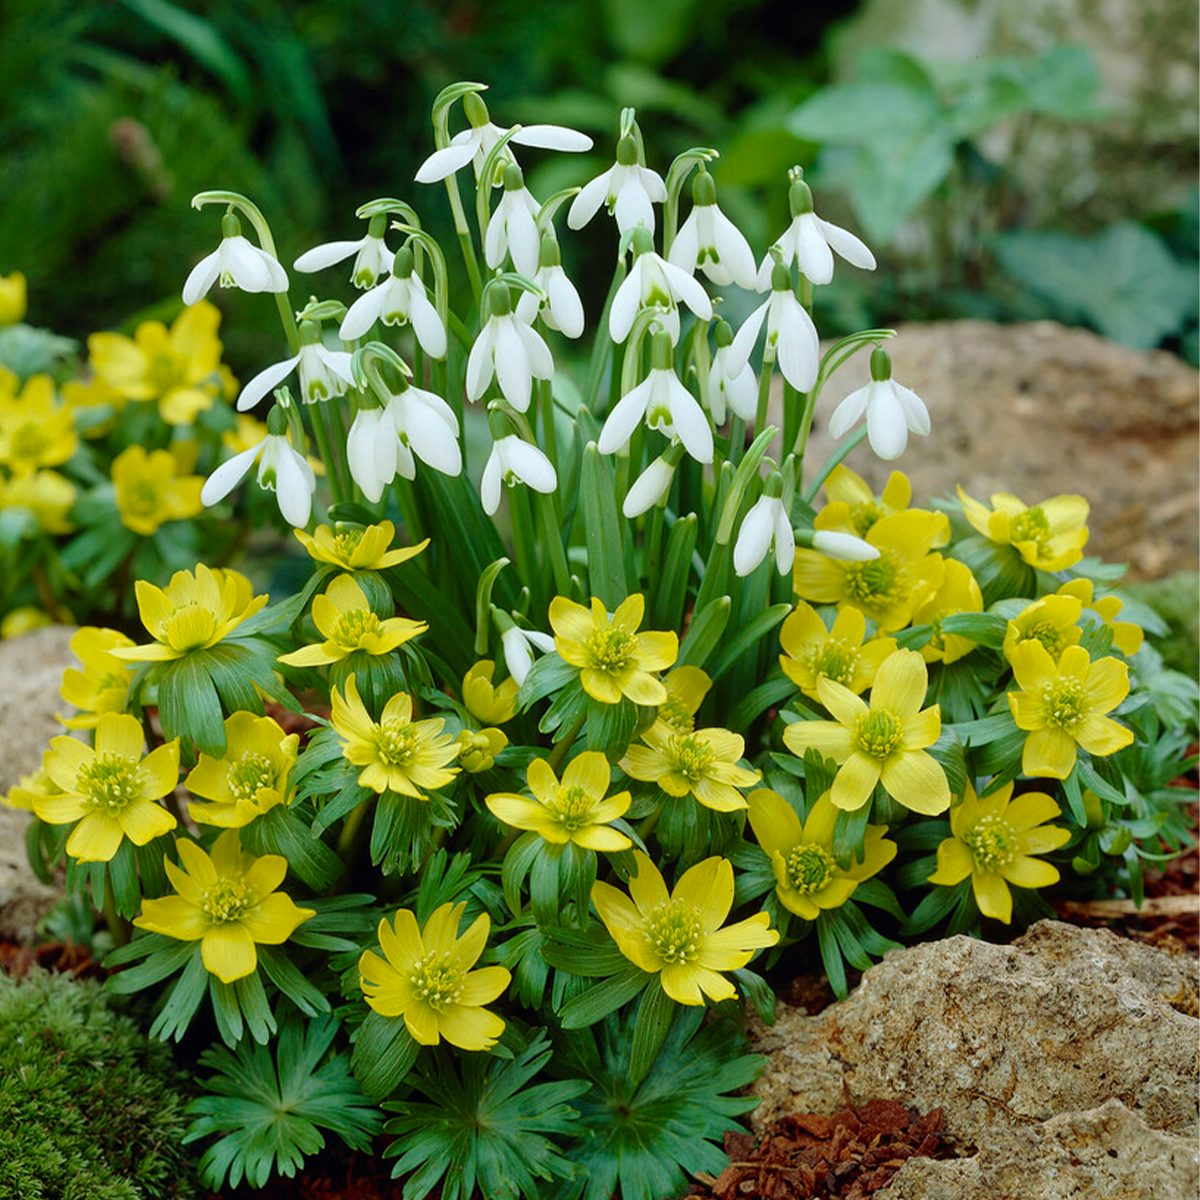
(893, 382, 931, 435)
(623, 457, 675, 518)
(712, 208, 758, 290)
(480, 446, 503, 515)
(511, 124, 593, 152)
(466, 323, 495, 400)
(639, 167, 668, 203)
(409, 387, 460, 436)
(815, 217, 876, 271)
(517, 321, 554, 379)
(827, 383, 871, 439)
(728, 301, 770, 375)
(182, 250, 221, 306)
(394, 441, 416, 481)
(608, 267, 643, 343)
(525, 631, 555, 653)
(273, 447, 313, 528)
(597, 378, 652, 455)
(261, 250, 290, 293)
(415, 140, 477, 184)
(347, 412, 387, 501)
(339, 287, 386, 342)
(662, 262, 713, 321)
(201, 442, 262, 507)
(236, 355, 300, 412)
(567, 169, 612, 230)
(773, 506, 796, 575)
(614, 181, 654, 235)
(775, 299, 820, 392)
(294, 238, 364, 273)
(812, 531, 879, 561)
(484, 207, 508, 270)
(547, 270, 585, 339)
(706, 359, 728, 425)
(727, 361, 758, 421)
(794, 214, 834, 286)
(504, 437, 557, 493)
(515, 288, 541, 325)
(733, 499, 774, 577)
(317, 348, 355, 384)
(409, 284, 447, 359)
(225, 238, 273, 293)
(866, 383, 909, 460)
(667, 212, 700, 273)
(494, 319, 533, 411)
(501, 627, 535, 686)
(507, 203, 541, 277)
(408, 404, 463, 476)
(666, 376, 714, 464)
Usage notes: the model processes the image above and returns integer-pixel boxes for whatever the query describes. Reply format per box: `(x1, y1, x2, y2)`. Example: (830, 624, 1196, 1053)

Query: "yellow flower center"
(124, 478, 164, 516)
(76, 754, 140, 812)
(672, 734, 714, 782)
(99, 671, 128, 692)
(335, 608, 383, 649)
(228, 752, 277, 801)
(585, 626, 635, 674)
(963, 813, 1018, 871)
(375, 719, 417, 766)
(843, 550, 904, 608)
(644, 899, 702, 965)
(549, 785, 594, 831)
(331, 530, 364, 562)
(202, 879, 251, 924)
(1022, 620, 1065, 656)
(856, 709, 902, 760)
(786, 843, 836, 894)
(850, 500, 882, 537)
(1009, 506, 1051, 554)
(1042, 677, 1085, 733)
(657, 694, 695, 734)
(163, 602, 218, 650)
(808, 638, 859, 688)
(408, 951, 464, 1011)
(12, 424, 48, 459)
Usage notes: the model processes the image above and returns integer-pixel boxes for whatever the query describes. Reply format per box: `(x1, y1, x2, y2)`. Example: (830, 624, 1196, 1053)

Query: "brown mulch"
(205, 1150, 396, 1200)
(0, 937, 106, 981)
(684, 1100, 959, 1200)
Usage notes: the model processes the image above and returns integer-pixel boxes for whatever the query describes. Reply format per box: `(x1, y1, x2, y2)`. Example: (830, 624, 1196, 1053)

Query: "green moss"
(0, 970, 195, 1200)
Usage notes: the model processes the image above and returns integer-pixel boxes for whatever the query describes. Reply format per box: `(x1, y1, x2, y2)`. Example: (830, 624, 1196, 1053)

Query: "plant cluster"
(4, 84, 1195, 1198)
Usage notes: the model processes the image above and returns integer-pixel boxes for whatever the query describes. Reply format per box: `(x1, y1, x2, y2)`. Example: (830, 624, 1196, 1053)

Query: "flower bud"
(810, 530, 880, 561)
(691, 170, 717, 207)
(463, 91, 490, 128)
(616, 133, 639, 166)
(623, 455, 676, 517)
(870, 347, 892, 382)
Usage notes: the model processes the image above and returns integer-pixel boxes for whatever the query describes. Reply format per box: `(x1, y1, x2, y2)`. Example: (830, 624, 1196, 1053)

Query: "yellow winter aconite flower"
(793, 510, 947, 633)
(330, 674, 459, 797)
(784, 648, 949, 815)
(455, 727, 508, 773)
(0, 469, 76, 533)
(1007, 642, 1133, 779)
(89, 301, 227, 426)
(778, 601, 896, 700)
(0, 271, 26, 325)
(957, 486, 1089, 572)
(111, 445, 205, 536)
(591, 851, 779, 1005)
(816, 466, 938, 542)
(114, 565, 267, 662)
(550, 593, 678, 706)
(184, 712, 299, 827)
(911, 558, 984, 664)
(746, 788, 896, 920)
(1, 606, 52, 638)
(359, 902, 511, 1050)
(621, 724, 759, 812)
(294, 521, 429, 573)
(0, 375, 77, 475)
(61, 373, 125, 414)
(928, 780, 1070, 923)
(651, 665, 712, 737)
(134, 830, 314, 983)
(59, 627, 136, 730)
(4, 766, 62, 812)
(486, 751, 631, 850)
(1002, 594, 1083, 664)
(36, 713, 179, 862)
(462, 659, 519, 725)
(1056, 578, 1144, 656)
(279, 575, 426, 668)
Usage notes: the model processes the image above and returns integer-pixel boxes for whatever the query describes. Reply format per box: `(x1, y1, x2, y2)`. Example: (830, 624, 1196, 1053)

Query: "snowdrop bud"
(623, 454, 676, 517)
(788, 176, 814, 217)
(266, 405, 288, 435)
(538, 232, 561, 268)
(692, 170, 716, 207)
(771, 260, 791, 292)
(733, 473, 795, 576)
(393, 246, 414, 279)
(616, 134, 639, 166)
(870, 347, 892, 380)
(714, 318, 734, 349)
(810, 531, 880, 561)
(463, 91, 489, 126)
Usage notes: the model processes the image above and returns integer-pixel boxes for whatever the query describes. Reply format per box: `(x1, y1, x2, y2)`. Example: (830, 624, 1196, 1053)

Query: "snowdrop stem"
(508, 483, 542, 609)
(536, 379, 558, 468)
(306, 403, 340, 509)
(644, 500, 666, 594)
(801, 425, 869, 504)
(393, 475, 426, 547)
(444, 175, 483, 301)
(791, 383, 819, 462)
(753, 356, 775, 443)
(689, 318, 713, 414)
(585, 262, 628, 411)
(728, 415, 746, 462)
(538, 492, 572, 596)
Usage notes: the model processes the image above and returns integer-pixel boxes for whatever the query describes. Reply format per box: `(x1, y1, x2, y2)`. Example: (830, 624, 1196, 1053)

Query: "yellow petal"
(134, 895, 209, 940)
(618, 669, 667, 707)
(674, 857, 734, 931)
(627, 851, 669, 913)
(1073, 715, 1133, 758)
(746, 788, 803, 858)
(239, 893, 314, 943)
(1008, 640, 1057, 693)
(1008, 689, 1048, 731)
(378, 909, 424, 970)
(1005, 791, 1060, 832)
(902, 705, 940, 750)
(1084, 657, 1129, 714)
(562, 751, 609, 799)
(927, 837, 973, 885)
(403, 1002, 441, 1045)
(486, 793, 552, 833)
(1022, 727, 1077, 779)
(458, 965, 511, 1007)
(869, 650, 928, 720)
(437, 1002, 505, 1051)
(971, 871, 1012, 923)
(201, 922, 258, 982)
(580, 667, 625, 704)
(94, 712, 146, 760)
(66, 813, 124, 862)
(1018, 826, 1071, 855)
(591, 881, 660, 972)
(816, 678, 869, 729)
(118, 799, 177, 845)
(831, 753, 880, 811)
(879, 750, 950, 815)
(783, 720, 855, 763)
(573, 825, 632, 851)
(452, 912, 490, 971)
(633, 631, 678, 671)
(138, 742, 181, 799)
(549, 595, 594, 643)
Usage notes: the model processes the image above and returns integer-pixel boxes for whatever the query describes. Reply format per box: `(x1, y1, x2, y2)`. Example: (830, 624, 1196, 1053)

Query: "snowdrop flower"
(500, 623, 556, 687)
(294, 214, 393, 289)
(339, 248, 446, 357)
(201, 409, 314, 528)
(346, 405, 396, 503)
(516, 234, 584, 338)
(808, 530, 880, 561)
(828, 348, 930, 462)
(668, 171, 756, 289)
(734, 478, 794, 577)
(415, 91, 591, 185)
(484, 164, 541, 277)
(467, 287, 553, 413)
(623, 449, 680, 518)
(728, 261, 819, 394)
(610, 229, 712, 345)
(182, 214, 288, 306)
(707, 319, 757, 425)
(568, 134, 667, 235)
(599, 333, 712, 464)
(755, 175, 875, 290)
(481, 434, 557, 515)
(237, 321, 354, 412)
(385, 382, 463, 480)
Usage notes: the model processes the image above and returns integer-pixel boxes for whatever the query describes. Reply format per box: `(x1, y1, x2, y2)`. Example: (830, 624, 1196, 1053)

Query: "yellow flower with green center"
(1002, 594, 1084, 664)
(928, 780, 1070, 922)
(59, 627, 136, 730)
(1007, 642, 1132, 779)
(1056, 578, 1143, 657)
(294, 521, 429, 573)
(0, 375, 77, 476)
(4, 766, 63, 812)
(778, 601, 897, 701)
(359, 902, 511, 1050)
(36, 713, 179, 862)
(0, 271, 26, 325)
(455, 727, 508, 773)
(133, 830, 314, 983)
(783, 648, 949, 815)
(957, 486, 1089, 572)
(591, 852, 779, 1005)
(111, 445, 204, 536)
(486, 751, 632, 850)
(621, 724, 760, 812)
(793, 510, 947, 633)
(0, 468, 76, 534)
(184, 712, 300, 827)
(89, 301, 226, 426)
(61, 373, 125, 417)
(114, 564, 267, 663)
(746, 788, 897, 920)
(816, 465, 940, 542)
(279, 575, 427, 667)
(911, 558, 984, 664)
(650, 665, 712, 738)
(550, 593, 678, 706)
(0, 607, 53, 638)
(462, 659, 519, 725)
(330, 674, 459, 797)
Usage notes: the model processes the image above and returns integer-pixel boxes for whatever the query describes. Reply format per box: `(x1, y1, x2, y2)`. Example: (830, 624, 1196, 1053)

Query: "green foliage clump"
(0, 969, 196, 1200)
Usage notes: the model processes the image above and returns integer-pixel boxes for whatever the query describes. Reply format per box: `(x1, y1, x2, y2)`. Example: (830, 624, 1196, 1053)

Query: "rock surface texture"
(0, 626, 75, 939)
(751, 920, 1200, 1199)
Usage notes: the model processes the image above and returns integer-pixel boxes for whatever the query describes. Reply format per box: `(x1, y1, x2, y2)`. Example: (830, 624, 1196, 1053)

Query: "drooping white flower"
(827, 348, 930, 461)
(346, 406, 397, 503)
(466, 291, 553, 413)
(200, 423, 315, 528)
(733, 488, 794, 577)
(294, 220, 394, 289)
(480, 435, 557, 515)
(728, 262, 819, 394)
(810, 530, 881, 561)
(182, 214, 288, 306)
(755, 176, 875, 290)
(500, 624, 556, 687)
(706, 321, 757, 425)
(567, 134, 667, 235)
(415, 92, 591, 185)
(622, 452, 678, 518)
(385, 385, 463, 479)
(515, 237, 584, 338)
(598, 333, 712, 464)
(668, 171, 757, 289)
(339, 247, 446, 357)
(237, 322, 354, 411)
(610, 232, 712, 345)
(484, 164, 542, 277)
